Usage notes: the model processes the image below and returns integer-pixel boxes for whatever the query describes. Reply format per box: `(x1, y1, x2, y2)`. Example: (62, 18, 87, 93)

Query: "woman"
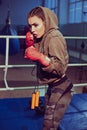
(25, 6, 73, 130)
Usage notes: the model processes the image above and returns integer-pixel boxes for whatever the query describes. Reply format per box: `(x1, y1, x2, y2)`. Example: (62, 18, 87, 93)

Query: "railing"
(0, 35, 87, 91)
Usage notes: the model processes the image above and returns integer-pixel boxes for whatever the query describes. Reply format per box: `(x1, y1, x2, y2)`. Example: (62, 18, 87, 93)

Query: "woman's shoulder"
(47, 29, 62, 37)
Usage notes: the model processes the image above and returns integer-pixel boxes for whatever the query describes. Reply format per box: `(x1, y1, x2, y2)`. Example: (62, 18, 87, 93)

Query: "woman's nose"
(31, 26, 35, 33)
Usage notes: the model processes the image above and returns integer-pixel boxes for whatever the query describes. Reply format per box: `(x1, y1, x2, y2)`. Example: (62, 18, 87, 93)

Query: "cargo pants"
(43, 75, 73, 130)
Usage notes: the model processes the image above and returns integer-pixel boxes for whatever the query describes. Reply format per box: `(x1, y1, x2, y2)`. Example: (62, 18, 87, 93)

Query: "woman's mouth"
(33, 34, 37, 38)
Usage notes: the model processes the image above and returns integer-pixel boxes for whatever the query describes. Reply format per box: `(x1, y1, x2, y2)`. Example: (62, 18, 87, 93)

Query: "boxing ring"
(0, 35, 87, 90)
(0, 94, 87, 130)
(0, 35, 87, 130)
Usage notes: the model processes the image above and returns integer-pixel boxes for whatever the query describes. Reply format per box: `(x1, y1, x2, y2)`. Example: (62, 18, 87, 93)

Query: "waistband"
(49, 75, 68, 88)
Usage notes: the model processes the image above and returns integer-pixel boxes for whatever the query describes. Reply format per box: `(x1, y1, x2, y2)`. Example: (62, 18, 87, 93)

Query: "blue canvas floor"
(60, 94, 87, 130)
(0, 94, 87, 130)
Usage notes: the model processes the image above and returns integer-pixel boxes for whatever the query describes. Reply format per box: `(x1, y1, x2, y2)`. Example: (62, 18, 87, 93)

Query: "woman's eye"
(34, 24, 38, 27)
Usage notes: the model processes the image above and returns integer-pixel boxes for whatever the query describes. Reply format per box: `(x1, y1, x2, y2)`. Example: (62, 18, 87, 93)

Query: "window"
(83, 1, 87, 22)
(43, 0, 59, 17)
(68, 0, 87, 23)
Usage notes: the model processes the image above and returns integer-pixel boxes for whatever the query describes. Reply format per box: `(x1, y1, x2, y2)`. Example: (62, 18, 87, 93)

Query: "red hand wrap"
(26, 32, 34, 47)
(24, 46, 50, 66)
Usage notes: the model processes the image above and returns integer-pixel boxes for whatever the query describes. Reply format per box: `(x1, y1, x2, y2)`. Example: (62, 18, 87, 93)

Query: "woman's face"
(28, 16, 45, 38)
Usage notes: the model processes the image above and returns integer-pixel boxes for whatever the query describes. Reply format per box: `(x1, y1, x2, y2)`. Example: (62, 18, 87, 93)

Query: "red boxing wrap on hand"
(24, 46, 50, 66)
(26, 32, 34, 47)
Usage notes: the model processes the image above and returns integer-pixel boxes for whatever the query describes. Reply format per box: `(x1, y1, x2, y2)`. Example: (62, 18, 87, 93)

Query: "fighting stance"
(25, 6, 73, 130)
